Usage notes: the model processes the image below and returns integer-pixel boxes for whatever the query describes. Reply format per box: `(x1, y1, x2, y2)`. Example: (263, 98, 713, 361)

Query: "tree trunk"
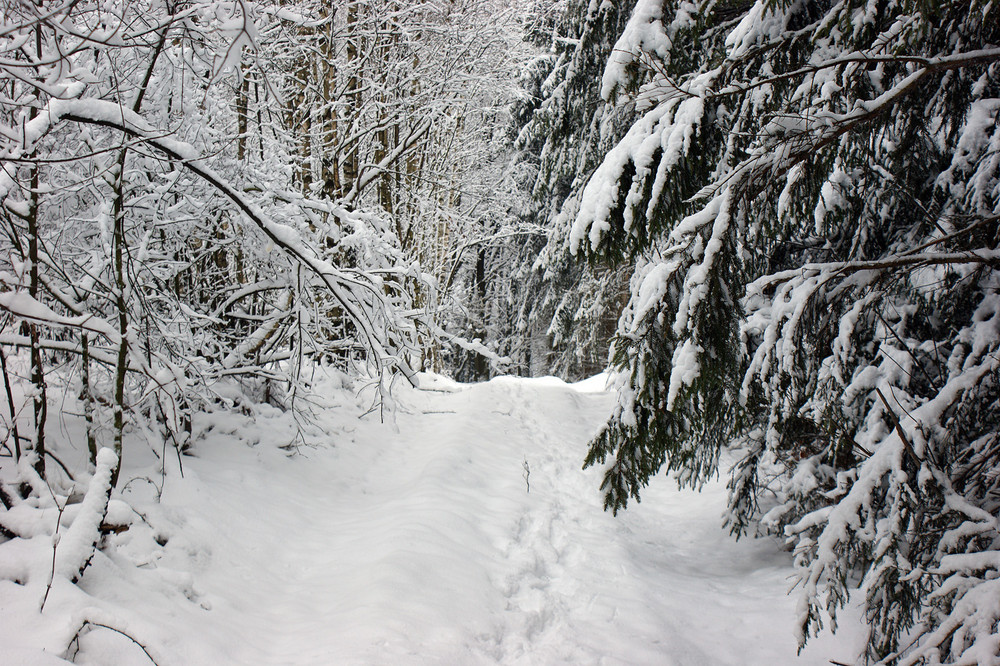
(110, 160, 128, 488)
(27, 24, 46, 479)
(81, 333, 97, 469)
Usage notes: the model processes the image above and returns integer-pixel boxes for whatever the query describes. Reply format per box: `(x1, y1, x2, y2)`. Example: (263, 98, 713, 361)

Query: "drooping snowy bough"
(568, 0, 1000, 662)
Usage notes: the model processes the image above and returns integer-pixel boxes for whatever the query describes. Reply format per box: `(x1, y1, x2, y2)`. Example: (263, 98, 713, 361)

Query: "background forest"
(1, 0, 998, 664)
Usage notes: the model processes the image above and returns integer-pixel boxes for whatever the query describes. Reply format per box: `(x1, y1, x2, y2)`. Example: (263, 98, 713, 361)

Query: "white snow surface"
(0, 371, 864, 664)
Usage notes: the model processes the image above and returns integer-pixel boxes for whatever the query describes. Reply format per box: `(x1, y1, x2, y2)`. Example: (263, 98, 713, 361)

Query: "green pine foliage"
(559, 0, 1000, 661)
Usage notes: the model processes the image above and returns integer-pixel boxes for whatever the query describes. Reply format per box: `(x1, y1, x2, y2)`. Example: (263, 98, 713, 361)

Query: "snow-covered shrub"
(0, 0, 433, 486)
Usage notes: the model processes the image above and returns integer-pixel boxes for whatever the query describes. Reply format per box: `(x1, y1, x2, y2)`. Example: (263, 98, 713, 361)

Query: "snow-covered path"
(139, 374, 860, 665)
(5, 373, 862, 664)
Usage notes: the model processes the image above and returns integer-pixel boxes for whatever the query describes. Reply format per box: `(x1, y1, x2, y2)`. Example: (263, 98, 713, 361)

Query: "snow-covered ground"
(2, 371, 864, 664)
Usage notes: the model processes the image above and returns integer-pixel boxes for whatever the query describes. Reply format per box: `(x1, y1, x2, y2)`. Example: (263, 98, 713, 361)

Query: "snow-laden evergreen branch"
(554, 0, 1000, 661)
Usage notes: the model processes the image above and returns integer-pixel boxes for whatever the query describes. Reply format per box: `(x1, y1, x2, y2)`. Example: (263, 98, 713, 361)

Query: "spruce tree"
(508, 0, 638, 379)
(564, 0, 1000, 661)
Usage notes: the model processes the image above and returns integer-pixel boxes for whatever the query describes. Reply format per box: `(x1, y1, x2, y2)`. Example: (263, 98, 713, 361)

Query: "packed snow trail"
(142, 374, 861, 665)
(9, 373, 862, 664)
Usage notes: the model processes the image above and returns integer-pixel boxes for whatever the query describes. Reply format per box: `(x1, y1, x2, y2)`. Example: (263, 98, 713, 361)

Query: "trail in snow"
(3, 373, 863, 664)
(159, 374, 861, 665)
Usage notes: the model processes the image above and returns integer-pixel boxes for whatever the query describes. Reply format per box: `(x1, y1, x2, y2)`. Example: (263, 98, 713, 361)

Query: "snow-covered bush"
(0, 0, 433, 487)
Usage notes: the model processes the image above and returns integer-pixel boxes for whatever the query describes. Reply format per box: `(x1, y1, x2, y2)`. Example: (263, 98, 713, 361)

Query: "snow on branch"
(48, 98, 420, 381)
(0, 291, 119, 343)
(571, 0, 1000, 660)
(55, 448, 116, 582)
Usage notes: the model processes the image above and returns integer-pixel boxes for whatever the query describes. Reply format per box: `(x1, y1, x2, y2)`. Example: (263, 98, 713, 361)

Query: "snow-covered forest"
(0, 0, 998, 663)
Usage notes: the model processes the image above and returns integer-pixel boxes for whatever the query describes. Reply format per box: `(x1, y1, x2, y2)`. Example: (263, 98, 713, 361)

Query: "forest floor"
(2, 370, 866, 665)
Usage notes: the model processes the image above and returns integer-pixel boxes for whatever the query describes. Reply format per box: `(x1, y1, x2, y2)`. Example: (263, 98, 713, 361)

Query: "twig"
(875, 387, 921, 468)
(873, 309, 941, 392)
(45, 449, 75, 481)
(39, 499, 67, 612)
(71, 621, 161, 666)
